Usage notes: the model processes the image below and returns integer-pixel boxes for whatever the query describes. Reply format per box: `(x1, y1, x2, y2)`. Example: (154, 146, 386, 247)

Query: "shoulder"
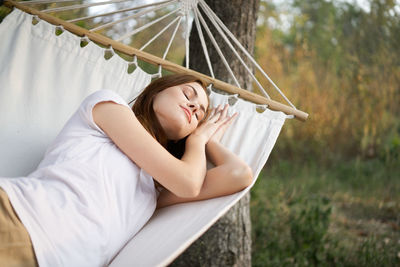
(77, 90, 133, 135)
(92, 99, 138, 137)
(82, 90, 129, 109)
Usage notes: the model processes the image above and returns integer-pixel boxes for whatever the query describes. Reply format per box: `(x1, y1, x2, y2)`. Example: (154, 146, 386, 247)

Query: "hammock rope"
(193, 4, 241, 88)
(195, 3, 270, 99)
(90, 2, 177, 32)
(22, 0, 84, 4)
(139, 15, 181, 51)
(184, 7, 190, 68)
(199, 0, 297, 108)
(67, 0, 176, 23)
(192, 5, 214, 78)
(162, 16, 182, 60)
(42, 0, 134, 13)
(115, 8, 180, 42)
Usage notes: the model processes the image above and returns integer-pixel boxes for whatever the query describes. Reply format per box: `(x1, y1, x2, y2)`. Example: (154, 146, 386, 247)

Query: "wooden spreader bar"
(4, 0, 309, 121)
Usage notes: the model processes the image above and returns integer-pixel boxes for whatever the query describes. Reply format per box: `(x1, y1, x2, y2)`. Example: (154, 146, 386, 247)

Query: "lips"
(181, 106, 191, 123)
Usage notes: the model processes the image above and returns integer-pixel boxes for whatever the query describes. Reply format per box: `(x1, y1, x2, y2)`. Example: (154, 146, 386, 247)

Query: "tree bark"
(171, 0, 259, 266)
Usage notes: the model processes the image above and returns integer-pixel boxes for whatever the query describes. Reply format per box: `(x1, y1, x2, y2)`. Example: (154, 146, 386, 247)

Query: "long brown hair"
(132, 74, 209, 155)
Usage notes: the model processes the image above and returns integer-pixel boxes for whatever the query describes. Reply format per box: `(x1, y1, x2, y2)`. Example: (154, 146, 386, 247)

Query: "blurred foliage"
(255, 0, 400, 163)
(252, 1, 399, 265)
(252, 159, 400, 266)
(0, 5, 11, 22)
(288, 196, 333, 265)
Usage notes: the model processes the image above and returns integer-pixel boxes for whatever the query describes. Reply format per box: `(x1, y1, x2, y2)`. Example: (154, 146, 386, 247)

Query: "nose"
(188, 102, 199, 112)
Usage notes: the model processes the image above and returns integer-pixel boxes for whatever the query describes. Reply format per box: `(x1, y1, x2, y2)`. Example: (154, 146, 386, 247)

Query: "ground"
(251, 158, 400, 266)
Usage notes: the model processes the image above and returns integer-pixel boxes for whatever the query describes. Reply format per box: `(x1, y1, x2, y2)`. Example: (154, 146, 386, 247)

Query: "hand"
(209, 104, 238, 143)
(188, 104, 236, 144)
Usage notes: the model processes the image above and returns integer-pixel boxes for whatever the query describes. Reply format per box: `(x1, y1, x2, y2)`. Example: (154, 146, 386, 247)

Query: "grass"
(251, 157, 400, 266)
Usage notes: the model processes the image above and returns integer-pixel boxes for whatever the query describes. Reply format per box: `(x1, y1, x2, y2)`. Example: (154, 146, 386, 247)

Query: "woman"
(0, 74, 252, 266)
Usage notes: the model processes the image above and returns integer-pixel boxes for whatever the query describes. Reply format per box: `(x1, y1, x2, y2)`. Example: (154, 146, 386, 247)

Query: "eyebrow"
(187, 85, 207, 114)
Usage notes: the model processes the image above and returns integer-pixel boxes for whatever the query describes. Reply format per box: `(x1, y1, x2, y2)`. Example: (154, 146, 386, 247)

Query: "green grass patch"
(251, 158, 400, 266)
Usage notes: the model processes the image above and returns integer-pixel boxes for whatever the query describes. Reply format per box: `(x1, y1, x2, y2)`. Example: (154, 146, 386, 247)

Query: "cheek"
(152, 104, 182, 138)
(153, 93, 172, 116)
(162, 114, 197, 140)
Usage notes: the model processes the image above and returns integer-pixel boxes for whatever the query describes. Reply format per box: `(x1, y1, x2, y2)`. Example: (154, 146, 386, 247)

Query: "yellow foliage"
(254, 26, 400, 160)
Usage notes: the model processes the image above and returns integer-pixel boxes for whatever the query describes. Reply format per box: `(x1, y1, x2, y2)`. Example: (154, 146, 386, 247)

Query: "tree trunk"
(171, 0, 259, 266)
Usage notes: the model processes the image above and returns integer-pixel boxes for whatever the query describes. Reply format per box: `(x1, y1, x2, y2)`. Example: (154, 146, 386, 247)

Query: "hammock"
(0, 1, 307, 266)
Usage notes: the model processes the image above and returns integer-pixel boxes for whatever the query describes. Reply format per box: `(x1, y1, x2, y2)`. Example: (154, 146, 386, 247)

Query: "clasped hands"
(189, 104, 237, 145)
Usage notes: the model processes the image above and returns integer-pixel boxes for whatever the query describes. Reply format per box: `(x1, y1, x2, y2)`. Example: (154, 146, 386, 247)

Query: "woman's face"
(153, 82, 209, 140)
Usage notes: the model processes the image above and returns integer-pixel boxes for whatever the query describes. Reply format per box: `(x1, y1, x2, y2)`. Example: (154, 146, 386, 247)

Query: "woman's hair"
(132, 73, 209, 157)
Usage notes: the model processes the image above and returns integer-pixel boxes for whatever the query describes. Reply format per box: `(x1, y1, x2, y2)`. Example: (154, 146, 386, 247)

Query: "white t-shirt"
(0, 90, 158, 266)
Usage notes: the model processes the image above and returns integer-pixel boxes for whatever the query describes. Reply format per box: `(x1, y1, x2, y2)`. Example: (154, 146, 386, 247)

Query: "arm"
(157, 106, 253, 209)
(93, 102, 229, 198)
(157, 140, 253, 209)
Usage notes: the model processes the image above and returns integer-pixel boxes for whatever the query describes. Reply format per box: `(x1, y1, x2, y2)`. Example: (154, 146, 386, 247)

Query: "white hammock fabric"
(0, 9, 287, 266)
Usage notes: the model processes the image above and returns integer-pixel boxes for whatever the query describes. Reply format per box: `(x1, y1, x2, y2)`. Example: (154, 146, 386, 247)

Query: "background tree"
(172, 0, 260, 266)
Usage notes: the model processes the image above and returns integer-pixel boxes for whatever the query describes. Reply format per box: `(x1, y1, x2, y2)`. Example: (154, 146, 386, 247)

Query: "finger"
(207, 108, 222, 123)
(211, 104, 223, 114)
(214, 105, 224, 117)
(215, 105, 232, 123)
(216, 111, 237, 128)
(223, 112, 238, 126)
(208, 114, 237, 142)
(208, 107, 216, 118)
(220, 104, 229, 119)
(212, 104, 228, 123)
